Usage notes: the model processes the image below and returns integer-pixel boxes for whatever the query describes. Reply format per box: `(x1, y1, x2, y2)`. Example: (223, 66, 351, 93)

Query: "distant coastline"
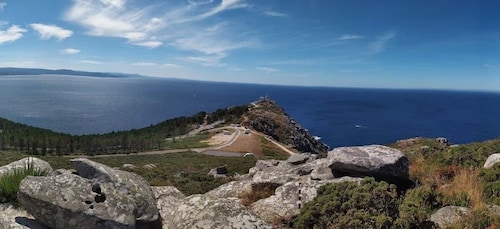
(0, 67, 140, 78)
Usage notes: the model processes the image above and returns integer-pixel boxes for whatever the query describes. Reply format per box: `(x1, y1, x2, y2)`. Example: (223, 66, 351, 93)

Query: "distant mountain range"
(0, 67, 142, 78)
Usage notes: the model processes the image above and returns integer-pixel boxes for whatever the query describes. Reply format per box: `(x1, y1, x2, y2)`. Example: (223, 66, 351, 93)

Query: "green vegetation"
(294, 178, 399, 229)
(239, 182, 280, 206)
(0, 159, 49, 203)
(260, 137, 289, 160)
(0, 104, 248, 156)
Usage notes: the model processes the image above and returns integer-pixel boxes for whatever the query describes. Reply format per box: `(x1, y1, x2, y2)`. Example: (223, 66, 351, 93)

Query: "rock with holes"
(158, 194, 271, 229)
(18, 173, 136, 229)
(430, 206, 470, 228)
(250, 177, 362, 223)
(0, 203, 47, 229)
(0, 157, 53, 178)
(70, 158, 159, 223)
(328, 145, 409, 180)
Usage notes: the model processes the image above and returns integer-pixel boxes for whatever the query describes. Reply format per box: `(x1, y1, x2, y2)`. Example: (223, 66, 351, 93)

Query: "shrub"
(0, 160, 48, 203)
(239, 182, 280, 206)
(480, 165, 500, 205)
(395, 184, 442, 228)
(293, 177, 399, 229)
(447, 208, 500, 229)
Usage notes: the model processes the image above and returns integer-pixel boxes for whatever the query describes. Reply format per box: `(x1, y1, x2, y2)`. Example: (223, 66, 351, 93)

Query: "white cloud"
(337, 34, 363, 40)
(0, 2, 6, 11)
(256, 67, 279, 74)
(60, 48, 81, 54)
(64, 0, 255, 63)
(163, 63, 181, 68)
(0, 25, 27, 45)
(132, 41, 163, 48)
(263, 11, 288, 17)
(30, 23, 73, 40)
(79, 60, 103, 64)
(368, 31, 396, 54)
(132, 62, 156, 66)
(182, 53, 227, 67)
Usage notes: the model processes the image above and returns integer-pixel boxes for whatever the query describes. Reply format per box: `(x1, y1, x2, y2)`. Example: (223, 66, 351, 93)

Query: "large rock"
(286, 154, 309, 165)
(250, 177, 362, 223)
(71, 158, 159, 222)
(309, 158, 335, 180)
(207, 166, 228, 178)
(0, 157, 52, 177)
(430, 206, 470, 228)
(252, 163, 313, 185)
(158, 194, 271, 229)
(205, 180, 253, 198)
(328, 145, 409, 180)
(0, 203, 46, 229)
(484, 154, 500, 169)
(18, 173, 136, 229)
(151, 186, 185, 200)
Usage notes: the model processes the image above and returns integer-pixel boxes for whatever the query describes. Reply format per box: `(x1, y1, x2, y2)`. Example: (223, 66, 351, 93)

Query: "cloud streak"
(337, 34, 363, 40)
(0, 25, 27, 45)
(30, 23, 73, 40)
(368, 31, 396, 54)
(0, 2, 6, 11)
(263, 11, 288, 17)
(60, 48, 81, 54)
(257, 67, 279, 74)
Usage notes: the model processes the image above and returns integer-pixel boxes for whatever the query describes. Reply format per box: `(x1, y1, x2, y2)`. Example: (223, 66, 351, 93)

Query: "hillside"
(0, 67, 136, 78)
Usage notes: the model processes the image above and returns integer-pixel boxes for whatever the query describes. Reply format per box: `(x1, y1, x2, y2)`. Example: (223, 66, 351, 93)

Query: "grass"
(161, 133, 211, 149)
(0, 159, 49, 203)
(259, 137, 290, 160)
(439, 168, 485, 209)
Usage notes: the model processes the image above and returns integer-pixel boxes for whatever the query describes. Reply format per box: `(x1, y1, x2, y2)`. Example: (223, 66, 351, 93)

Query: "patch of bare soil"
(221, 131, 263, 157)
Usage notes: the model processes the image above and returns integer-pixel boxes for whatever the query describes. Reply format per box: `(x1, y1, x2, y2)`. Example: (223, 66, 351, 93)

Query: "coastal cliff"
(245, 97, 329, 154)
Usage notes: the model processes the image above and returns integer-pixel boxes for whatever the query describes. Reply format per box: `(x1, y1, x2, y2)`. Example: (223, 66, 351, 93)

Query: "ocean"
(0, 75, 499, 148)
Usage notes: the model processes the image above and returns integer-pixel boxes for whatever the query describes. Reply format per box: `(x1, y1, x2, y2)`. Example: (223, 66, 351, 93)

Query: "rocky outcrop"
(247, 98, 329, 154)
(157, 192, 270, 229)
(286, 154, 310, 165)
(328, 145, 409, 181)
(430, 206, 470, 228)
(18, 173, 136, 229)
(0, 157, 53, 177)
(71, 158, 159, 222)
(205, 180, 253, 198)
(484, 153, 500, 169)
(0, 203, 46, 229)
(17, 159, 159, 229)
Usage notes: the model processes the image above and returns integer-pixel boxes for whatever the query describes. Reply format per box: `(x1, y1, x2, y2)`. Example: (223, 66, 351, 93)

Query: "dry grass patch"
(239, 182, 280, 206)
(439, 168, 485, 209)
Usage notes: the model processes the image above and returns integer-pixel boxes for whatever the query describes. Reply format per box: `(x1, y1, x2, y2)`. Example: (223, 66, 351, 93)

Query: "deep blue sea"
(1, 75, 500, 148)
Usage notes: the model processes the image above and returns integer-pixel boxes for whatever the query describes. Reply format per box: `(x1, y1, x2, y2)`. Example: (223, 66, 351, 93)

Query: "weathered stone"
(0, 203, 46, 229)
(328, 145, 409, 180)
(18, 174, 136, 229)
(430, 206, 470, 228)
(286, 154, 309, 165)
(253, 165, 306, 185)
(151, 186, 185, 200)
(143, 164, 157, 170)
(309, 158, 335, 180)
(208, 166, 228, 178)
(250, 177, 362, 223)
(205, 180, 253, 198)
(0, 157, 53, 178)
(484, 154, 500, 169)
(158, 194, 271, 229)
(71, 158, 159, 222)
(121, 164, 136, 169)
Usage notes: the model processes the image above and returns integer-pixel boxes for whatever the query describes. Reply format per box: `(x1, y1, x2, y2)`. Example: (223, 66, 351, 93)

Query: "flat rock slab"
(0, 157, 53, 177)
(328, 145, 409, 180)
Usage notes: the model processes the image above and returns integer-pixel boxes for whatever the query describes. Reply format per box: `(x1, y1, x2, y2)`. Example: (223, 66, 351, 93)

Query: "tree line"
(0, 104, 249, 156)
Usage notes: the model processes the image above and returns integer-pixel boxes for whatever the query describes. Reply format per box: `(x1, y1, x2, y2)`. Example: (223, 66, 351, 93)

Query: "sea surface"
(1, 75, 500, 148)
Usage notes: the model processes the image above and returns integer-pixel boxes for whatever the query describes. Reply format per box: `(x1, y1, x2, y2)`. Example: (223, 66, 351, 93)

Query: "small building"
(244, 129, 251, 134)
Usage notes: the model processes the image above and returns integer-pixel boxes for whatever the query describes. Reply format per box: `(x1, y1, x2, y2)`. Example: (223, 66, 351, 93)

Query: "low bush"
(293, 177, 399, 229)
(0, 160, 49, 203)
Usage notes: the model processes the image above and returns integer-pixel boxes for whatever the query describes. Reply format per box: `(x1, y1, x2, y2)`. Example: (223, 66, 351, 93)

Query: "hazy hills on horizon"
(0, 67, 142, 78)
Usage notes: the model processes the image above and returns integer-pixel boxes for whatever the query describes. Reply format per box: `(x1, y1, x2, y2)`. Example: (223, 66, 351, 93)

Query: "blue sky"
(0, 0, 499, 91)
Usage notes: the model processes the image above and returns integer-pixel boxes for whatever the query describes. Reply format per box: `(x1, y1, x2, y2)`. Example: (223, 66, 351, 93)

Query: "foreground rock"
(430, 206, 470, 228)
(18, 173, 136, 229)
(0, 203, 46, 229)
(328, 145, 409, 180)
(484, 154, 500, 169)
(0, 157, 53, 177)
(71, 158, 159, 222)
(157, 190, 270, 229)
